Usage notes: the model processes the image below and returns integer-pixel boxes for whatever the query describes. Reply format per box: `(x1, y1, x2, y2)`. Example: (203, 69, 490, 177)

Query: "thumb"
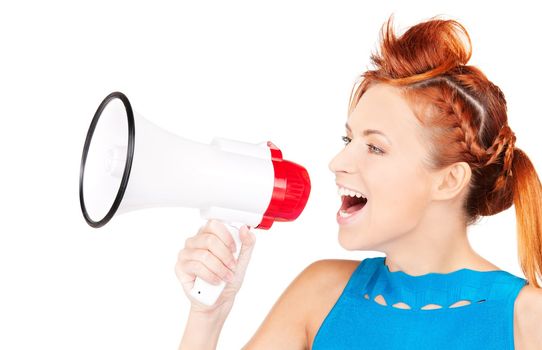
(234, 225, 256, 272)
(239, 225, 256, 245)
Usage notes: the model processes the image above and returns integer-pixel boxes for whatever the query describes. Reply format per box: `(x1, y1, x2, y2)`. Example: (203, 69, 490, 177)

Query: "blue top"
(312, 256, 527, 350)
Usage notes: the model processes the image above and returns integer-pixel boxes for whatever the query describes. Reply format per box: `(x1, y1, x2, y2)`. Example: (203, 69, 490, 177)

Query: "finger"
(239, 225, 256, 247)
(190, 248, 236, 283)
(203, 219, 237, 253)
(182, 259, 225, 286)
(231, 227, 256, 280)
(186, 233, 237, 271)
(175, 256, 196, 284)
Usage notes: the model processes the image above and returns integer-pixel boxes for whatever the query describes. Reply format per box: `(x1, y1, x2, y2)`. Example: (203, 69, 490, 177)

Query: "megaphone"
(79, 91, 311, 305)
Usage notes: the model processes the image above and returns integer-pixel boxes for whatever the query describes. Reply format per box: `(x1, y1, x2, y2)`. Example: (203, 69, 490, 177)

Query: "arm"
(175, 221, 256, 350)
(178, 259, 316, 350)
(515, 285, 542, 349)
(178, 302, 233, 350)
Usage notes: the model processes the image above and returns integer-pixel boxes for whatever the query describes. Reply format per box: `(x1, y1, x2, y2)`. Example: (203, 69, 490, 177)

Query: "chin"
(337, 228, 375, 251)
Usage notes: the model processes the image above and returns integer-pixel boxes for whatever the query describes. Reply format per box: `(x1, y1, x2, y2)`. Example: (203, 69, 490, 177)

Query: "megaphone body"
(79, 92, 311, 305)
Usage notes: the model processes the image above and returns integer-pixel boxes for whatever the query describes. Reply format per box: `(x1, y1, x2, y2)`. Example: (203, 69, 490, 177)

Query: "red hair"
(349, 14, 542, 287)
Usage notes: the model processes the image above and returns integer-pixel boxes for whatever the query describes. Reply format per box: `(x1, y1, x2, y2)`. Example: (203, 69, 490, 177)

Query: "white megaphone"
(79, 91, 311, 306)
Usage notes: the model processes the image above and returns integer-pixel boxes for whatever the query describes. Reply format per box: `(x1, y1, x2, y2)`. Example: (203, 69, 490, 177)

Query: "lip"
(336, 204, 367, 225)
(335, 181, 369, 225)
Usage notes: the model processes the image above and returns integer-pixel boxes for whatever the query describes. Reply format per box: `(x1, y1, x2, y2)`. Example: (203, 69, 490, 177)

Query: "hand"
(175, 219, 257, 314)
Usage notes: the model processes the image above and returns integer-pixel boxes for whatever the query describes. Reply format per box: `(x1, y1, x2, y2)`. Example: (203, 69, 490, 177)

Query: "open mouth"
(340, 194, 368, 214)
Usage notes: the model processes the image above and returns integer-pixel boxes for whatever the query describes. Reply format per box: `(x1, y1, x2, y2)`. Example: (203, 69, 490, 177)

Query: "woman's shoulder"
(242, 259, 362, 349)
(302, 259, 364, 288)
(514, 283, 542, 349)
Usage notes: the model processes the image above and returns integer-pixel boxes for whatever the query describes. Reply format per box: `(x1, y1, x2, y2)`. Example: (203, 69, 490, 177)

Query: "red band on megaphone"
(257, 141, 311, 229)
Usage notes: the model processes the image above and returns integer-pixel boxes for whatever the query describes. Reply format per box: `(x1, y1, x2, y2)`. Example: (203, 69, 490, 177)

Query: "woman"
(175, 15, 542, 349)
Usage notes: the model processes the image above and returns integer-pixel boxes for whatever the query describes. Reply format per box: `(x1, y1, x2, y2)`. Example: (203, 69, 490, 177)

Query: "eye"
(342, 136, 384, 155)
(341, 135, 351, 146)
(367, 144, 384, 155)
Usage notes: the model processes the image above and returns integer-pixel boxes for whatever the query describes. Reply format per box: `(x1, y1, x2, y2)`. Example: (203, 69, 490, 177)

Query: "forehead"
(348, 83, 421, 138)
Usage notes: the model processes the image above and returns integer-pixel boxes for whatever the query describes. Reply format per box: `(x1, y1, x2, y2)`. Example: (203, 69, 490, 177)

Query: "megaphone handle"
(189, 221, 244, 306)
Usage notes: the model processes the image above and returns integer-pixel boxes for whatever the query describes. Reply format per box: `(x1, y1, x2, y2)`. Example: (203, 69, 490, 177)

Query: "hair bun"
(370, 14, 473, 83)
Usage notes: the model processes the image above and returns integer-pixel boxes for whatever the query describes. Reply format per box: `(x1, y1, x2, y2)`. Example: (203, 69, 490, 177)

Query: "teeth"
(339, 210, 353, 218)
(337, 186, 366, 199)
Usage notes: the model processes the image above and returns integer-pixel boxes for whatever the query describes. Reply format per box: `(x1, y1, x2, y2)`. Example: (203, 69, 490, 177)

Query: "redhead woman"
(175, 15, 542, 349)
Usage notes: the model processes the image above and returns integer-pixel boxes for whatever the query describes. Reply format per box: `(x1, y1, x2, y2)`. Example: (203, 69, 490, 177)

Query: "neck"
(378, 203, 493, 276)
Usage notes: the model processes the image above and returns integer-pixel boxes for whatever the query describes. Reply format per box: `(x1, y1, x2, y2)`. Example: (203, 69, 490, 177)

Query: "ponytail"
(511, 147, 542, 287)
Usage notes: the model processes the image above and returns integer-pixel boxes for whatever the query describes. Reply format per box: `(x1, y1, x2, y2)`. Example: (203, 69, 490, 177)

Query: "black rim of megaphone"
(79, 91, 135, 228)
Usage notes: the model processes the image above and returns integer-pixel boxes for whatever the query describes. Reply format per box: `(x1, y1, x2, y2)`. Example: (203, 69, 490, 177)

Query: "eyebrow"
(345, 123, 392, 145)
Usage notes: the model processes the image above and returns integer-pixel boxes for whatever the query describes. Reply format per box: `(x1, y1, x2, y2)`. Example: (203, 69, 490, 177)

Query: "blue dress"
(312, 256, 527, 349)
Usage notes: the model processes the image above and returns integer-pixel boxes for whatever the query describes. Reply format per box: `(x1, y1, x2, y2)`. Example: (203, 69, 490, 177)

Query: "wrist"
(190, 299, 235, 323)
(179, 301, 235, 350)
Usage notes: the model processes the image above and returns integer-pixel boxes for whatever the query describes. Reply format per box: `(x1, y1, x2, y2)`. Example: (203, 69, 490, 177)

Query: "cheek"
(369, 161, 430, 229)
(336, 156, 430, 250)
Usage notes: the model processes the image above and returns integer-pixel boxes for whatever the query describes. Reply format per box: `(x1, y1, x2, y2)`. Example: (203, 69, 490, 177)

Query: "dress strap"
(342, 258, 379, 298)
(487, 271, 528, 301)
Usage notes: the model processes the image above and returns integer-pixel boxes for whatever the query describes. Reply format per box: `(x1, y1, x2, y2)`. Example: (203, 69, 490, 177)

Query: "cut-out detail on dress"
(374, 294, 387, 306)
(449, 300, 471, 308)
(363, 293, 483, 311)
(392, 302, 411, 309)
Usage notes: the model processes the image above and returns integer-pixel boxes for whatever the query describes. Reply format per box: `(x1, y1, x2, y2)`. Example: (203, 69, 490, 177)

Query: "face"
(328, 83, 434, 251)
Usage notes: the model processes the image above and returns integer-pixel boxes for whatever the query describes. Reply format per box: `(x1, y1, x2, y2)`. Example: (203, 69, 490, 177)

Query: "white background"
(1, 1, 541, 349)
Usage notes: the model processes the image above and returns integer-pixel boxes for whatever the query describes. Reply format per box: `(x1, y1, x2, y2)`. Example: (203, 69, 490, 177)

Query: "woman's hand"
(175, 219, 257, 314)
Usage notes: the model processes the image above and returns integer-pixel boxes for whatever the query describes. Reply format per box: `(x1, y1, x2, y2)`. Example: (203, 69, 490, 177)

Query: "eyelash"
(341, 136, 384, 155)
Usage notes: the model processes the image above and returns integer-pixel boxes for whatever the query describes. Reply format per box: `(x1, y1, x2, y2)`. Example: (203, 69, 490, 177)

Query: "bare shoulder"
(514, 283, 542, 349)
(242, 259, 361, 350)
(302, 259, 361, 293)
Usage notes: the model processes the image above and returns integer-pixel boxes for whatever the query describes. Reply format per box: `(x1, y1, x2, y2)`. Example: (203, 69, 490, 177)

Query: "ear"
(431, 161, 471, 201)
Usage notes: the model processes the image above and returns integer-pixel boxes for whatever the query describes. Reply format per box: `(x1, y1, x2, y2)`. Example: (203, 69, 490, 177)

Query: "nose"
(328, 147, 356, 174)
